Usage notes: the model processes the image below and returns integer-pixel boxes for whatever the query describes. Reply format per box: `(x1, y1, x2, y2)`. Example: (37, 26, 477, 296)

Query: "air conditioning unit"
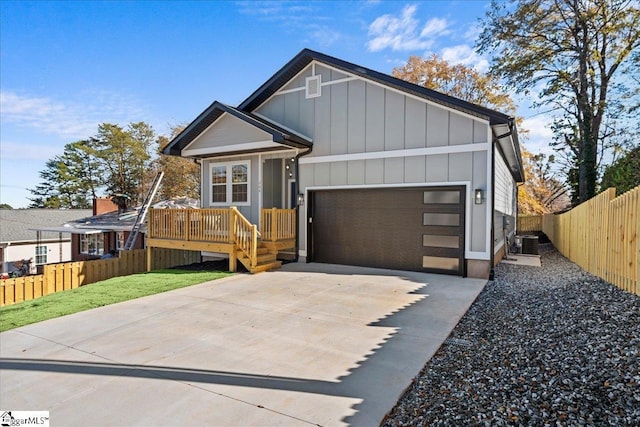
(521, 235, 539, 255)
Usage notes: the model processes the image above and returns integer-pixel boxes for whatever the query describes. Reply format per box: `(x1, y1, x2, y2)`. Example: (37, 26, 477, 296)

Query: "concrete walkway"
(0, 263, 486, 426)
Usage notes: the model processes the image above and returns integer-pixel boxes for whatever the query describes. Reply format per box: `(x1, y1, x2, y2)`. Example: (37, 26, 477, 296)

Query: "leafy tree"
(478, 0, 640, 204)
(601, 145, 640, 194)
(28, 141, 100, 208)
(89, 122, 155, 204)
(0, 204, 13, 209)
(30, 122, 156, 209)
(393, 54, 517, 114)
(518, 149, 570, 214)
(152, 125, 200, 200)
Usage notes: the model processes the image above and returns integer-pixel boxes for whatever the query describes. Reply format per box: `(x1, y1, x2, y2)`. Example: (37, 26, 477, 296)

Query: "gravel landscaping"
(382, 243, 640, 426)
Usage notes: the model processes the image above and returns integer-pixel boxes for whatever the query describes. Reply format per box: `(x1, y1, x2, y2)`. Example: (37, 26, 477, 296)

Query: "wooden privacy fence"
(542, 186, 640, 295)
(518, 215, 543, 233)
(0, 248, 201, 307)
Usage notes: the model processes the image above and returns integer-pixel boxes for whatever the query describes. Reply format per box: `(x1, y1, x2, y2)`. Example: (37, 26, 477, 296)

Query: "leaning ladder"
(123, 171, 164, 250)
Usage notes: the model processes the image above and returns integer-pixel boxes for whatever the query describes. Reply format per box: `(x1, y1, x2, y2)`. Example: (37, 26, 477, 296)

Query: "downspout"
(193, 158, 203, 207)
(489, 117, 519, 281)
(294, 145, 313, 262)
(489, 139, 496, 281)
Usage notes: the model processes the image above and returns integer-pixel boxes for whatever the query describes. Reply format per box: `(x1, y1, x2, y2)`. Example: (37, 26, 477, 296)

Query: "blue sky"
(0, 0, 551, 208)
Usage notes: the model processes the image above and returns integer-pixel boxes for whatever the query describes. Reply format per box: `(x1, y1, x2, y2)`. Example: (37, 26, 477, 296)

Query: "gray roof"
(165, 102, 312, 158)
(60, 198, 201, 233)
(163, 48, 523, 182)
(0, 209, 93, 243)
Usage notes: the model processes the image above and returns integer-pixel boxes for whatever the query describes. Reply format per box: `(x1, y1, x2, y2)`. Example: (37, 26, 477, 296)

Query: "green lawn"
(0, 269, 232, 332)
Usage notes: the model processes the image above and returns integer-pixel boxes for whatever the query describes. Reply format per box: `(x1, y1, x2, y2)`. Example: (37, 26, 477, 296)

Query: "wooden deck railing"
(261, 208, 296, 241)
(149, 207, 294, 271)
(231, 207, 258, 267)
(149, 208, 232, 242)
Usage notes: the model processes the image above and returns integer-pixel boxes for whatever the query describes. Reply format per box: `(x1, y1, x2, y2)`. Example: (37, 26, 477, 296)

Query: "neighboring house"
(162, 49, 524, 278)
(46, 197, 200, 261)
(66, 198, 144, 261)
(0, 209, 92, 274)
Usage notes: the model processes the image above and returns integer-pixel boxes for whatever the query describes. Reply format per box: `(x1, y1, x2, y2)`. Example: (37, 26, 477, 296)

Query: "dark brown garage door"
(308, 187, 465, 275)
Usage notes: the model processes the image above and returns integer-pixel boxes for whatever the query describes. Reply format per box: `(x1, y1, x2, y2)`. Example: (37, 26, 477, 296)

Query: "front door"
(262, 159, 283, 209)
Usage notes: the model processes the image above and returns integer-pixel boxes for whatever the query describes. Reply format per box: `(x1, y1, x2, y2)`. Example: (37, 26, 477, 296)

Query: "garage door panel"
(311, 186, 465, 275)
(422, 246, 461, 258)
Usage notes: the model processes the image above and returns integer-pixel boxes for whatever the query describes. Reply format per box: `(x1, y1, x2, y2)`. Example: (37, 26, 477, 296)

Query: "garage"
(308, 186, 466, 275)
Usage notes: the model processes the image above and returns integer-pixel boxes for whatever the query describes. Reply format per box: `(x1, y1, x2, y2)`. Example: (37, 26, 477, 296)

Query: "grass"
(0, 269, 232, 332)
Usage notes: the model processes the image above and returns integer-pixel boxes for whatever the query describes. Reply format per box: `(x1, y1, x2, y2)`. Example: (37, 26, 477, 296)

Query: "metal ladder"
(123, 171, 164, 250)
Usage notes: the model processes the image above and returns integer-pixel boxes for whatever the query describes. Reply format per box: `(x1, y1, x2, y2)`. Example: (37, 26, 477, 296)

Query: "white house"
(0, 209, 92, 275)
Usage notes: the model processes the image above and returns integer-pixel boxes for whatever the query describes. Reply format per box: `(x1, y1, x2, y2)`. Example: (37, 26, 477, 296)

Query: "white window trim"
(209, 160, 251, 207)
(80, 234, 104, 256)
(305, 75, 322, 98)
(35, 245, 47, 265)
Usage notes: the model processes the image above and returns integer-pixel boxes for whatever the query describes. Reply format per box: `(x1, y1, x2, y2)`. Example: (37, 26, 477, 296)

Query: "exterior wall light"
(474, 189, 484, 205)
(297, 193, 305, 206)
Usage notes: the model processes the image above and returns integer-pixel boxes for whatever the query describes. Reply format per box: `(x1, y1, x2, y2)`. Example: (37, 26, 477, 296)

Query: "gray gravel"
(382, 243, 640, 426)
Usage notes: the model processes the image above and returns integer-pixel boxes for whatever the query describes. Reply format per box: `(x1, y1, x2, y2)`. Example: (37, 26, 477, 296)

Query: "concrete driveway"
(0, 263, 485, 426)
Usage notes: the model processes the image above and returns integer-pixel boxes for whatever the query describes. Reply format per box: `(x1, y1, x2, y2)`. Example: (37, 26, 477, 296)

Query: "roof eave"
(166, 101, 311, 157)
(493, 121, 525, 183)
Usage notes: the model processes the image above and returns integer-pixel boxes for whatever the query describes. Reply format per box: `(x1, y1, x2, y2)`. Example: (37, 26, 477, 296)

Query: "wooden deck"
(147, 207, 296, 273)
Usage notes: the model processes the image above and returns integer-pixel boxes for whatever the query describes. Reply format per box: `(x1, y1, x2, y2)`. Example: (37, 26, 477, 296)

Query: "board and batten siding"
(185, 113, 272, 152)
(255, 62, 492, 260)
(493, 151, 517, 253)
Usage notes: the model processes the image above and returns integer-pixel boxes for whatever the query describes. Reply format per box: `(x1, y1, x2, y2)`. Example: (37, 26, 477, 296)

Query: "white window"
(80, 234, 104, 255)
(35, 246, 47, 265)
(210, 161, 250, 206)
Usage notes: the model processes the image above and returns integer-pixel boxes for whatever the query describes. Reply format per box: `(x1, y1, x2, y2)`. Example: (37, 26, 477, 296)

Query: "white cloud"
(463, 24, 481, 42)
(521, 115, 554, 140)
(236, 1, 341, 47)
(236, 1, 315, 18)
(420, 17, 448, 38)
(367, 5, 449, 52)
(519, 114, 557, 156)
(441, 44, 489, 72)
(304, 24, 342, 47)
(0, 90, 148, 139)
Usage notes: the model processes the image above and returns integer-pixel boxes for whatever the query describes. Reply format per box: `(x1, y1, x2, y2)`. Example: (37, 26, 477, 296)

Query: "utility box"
(521, 235, 539, 255)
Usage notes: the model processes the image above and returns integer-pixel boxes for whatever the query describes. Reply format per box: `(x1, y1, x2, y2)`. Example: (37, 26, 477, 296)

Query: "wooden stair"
(236, 242, 282, 273)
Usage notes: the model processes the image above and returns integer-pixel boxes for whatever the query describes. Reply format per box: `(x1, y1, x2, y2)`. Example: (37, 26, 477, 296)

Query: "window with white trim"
(35, 246, 47, 265)
(80, 234, 104, 255)
(210, 161, 250, 205)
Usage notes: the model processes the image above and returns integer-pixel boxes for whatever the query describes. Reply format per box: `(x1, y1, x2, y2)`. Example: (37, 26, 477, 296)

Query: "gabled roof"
(163, 48, 524, 181)
(240, 48, 514, 125)
(165, 102, 311, 157)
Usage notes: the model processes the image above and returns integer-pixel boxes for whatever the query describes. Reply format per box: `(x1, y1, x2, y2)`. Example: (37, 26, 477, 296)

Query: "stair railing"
(230, 207, 258, 268)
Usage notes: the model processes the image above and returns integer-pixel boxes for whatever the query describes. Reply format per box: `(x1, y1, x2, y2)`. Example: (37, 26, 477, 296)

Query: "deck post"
(251, 225, 258, 267)
(229, 251, 237, 272)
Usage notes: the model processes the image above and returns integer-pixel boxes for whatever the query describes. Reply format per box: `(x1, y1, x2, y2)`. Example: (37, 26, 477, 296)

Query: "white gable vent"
(305, 75, 322, 99)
